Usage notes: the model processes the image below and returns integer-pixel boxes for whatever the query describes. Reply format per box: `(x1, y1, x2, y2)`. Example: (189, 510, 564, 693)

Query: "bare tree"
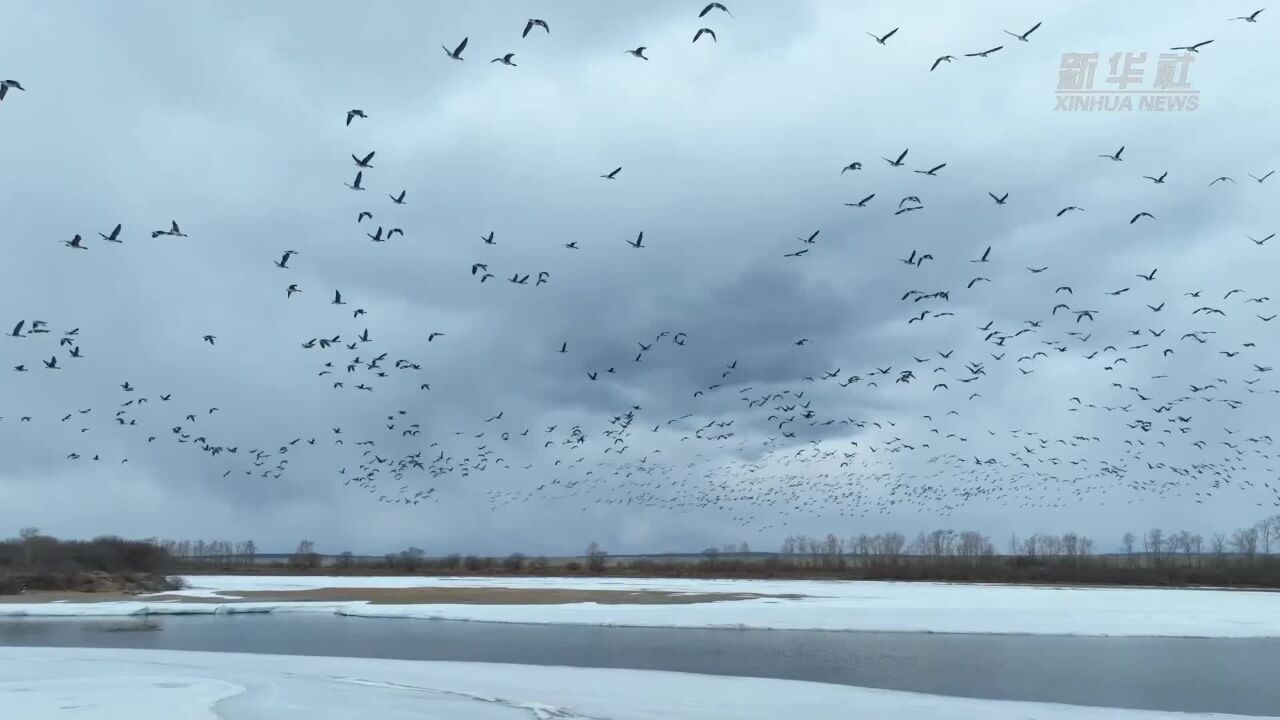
(701, 547, 721, 571)
(1061, 532, 1079, 558)
(1257, 516, 1277, 555)
(956, 531, 991, 559)
(1038, 534, 1062, 557)
(1019, 535, 1038, 558)
(400, 546, 425, 572)
(780, 536, 797, 555)
(290, 539, 319, 569)
(1211, 533, 1227, 557)
(882, 532, 905, 557)
(1231, 527, 1259, 564)
(1167, 531, 1188, 567)
(585, 542, 608, 573)
(17, 527, 40, 564)
(1144, 528, 1164, 564)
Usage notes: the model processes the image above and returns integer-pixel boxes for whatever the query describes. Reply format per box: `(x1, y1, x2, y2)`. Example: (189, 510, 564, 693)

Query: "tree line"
(142, 513, 1280, 588)
(1, 528, 178, 594)
(150, 538, 258, 566)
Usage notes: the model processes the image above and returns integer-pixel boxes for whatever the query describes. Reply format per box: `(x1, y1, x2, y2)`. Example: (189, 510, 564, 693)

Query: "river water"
(2, 614, 1277, 716)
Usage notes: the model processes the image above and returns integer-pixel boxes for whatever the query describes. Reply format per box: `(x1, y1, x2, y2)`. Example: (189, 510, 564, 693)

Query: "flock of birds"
(2, 4, 1278, 542)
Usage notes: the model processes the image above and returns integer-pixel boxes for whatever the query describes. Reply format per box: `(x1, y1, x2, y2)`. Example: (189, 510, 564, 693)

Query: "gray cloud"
(2, 1, 1278, 556)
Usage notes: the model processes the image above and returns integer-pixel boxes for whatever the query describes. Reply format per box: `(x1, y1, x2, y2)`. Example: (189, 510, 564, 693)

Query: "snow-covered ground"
(0, 647, 1264, 720)
(2, 575, 1279, 638)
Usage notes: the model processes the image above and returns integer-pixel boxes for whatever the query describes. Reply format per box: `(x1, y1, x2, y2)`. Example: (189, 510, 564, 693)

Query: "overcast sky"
(1, 1, 1278, 556)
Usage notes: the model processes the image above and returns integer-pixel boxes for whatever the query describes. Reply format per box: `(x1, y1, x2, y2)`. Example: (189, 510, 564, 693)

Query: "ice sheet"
(0, 647, 1263, 720)
(5, 576, 1279, 637)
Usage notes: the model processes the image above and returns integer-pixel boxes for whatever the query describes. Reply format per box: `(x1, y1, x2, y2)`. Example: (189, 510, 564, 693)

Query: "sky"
(1, 1, 1278, 556)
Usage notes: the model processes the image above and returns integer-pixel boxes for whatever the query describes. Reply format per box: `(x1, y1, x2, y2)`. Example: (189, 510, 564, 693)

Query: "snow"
(3, 576, 1279, 638)
(0, 647, 1262, 720)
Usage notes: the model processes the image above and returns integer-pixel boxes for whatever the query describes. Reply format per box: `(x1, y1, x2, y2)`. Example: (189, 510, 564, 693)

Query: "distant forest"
(0, 529, 178, 594)
(148, 513, 1280, 589)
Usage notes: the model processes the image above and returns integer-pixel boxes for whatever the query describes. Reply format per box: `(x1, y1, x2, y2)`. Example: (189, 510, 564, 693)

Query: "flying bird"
(965, 46, 1003, 58)
(151, 220, 187, 238)
(867, 27, 899, 45)
(1231, 9, 1265, 21)
(444, 37, 468, 60)
(883, 148, 909, 167)
(98, 224, 123, 243)
(522, 19, 549, 37)
(491, 53, 517, 66)
(693, 28, 717, 43)
(1003, 21, 1042, 41)
(930, 56, 956, 71)
(345, 109, 366, 126)
(0, 79, 26, 102)
(601, 167, 622, 180)
(1170, 40, 1214, 52)
(626, 47, 649, 60)
(699, 2, 733, 18)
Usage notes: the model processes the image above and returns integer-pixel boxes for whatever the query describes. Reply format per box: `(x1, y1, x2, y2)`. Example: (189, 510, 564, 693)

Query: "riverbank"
(1, 585, 792, 606)
(174, 554, 1280, 590)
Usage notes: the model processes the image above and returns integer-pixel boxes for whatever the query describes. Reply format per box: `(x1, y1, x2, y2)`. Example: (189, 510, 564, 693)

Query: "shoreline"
(0, 586, 793, 606)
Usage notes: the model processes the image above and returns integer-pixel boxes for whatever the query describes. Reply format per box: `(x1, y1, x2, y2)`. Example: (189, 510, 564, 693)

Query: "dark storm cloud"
(2, 1, 1278, 555)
